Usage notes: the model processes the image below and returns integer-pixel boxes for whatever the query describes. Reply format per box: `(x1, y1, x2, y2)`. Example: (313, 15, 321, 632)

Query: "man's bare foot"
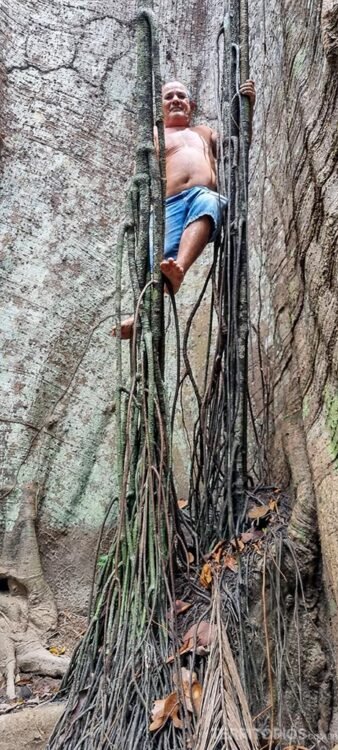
(160, 258, 185, 294)
(112, 316, 134, 340)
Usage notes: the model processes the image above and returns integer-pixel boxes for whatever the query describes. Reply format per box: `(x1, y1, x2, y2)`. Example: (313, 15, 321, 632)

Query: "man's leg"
(160, 215, 212, 294)
(115, 215, 212, 337)
(113, 196, 184, 339)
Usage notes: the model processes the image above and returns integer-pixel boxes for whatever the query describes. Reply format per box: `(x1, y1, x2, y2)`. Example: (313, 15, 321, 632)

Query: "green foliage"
(324, 386, 338, 470)
(97, 554, 108, 569)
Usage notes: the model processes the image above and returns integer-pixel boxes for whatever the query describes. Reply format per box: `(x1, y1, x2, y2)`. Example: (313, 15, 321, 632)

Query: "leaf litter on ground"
(150, 667, 203, 731)
(167, 620, 216, 663)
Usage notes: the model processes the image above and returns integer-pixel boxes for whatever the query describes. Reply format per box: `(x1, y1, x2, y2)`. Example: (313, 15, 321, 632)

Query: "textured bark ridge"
(0, 482, 69, 699)
(249, 0, 338, 653)
(0, 0, 221, 614)
(322, 0, 338, 63)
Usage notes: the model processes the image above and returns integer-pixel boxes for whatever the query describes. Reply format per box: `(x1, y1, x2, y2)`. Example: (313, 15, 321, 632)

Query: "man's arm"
(211, 129, 218, 158)
(194, 124, 218, 158)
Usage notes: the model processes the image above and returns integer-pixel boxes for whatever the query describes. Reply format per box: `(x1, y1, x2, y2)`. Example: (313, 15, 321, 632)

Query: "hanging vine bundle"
(46, 1, 310, 749)
(47, 5, 184, 748)
(183, 0, 251, 552)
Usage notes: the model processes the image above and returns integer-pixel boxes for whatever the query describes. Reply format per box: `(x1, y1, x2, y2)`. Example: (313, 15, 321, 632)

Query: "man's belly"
(166, 153, 216, 198)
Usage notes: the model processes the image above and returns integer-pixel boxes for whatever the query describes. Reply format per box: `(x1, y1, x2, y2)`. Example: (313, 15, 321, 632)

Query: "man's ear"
(190, 100, 197, 113)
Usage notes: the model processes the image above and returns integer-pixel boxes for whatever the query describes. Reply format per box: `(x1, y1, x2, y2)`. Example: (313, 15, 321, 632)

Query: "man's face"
(162, 82, 193, 127)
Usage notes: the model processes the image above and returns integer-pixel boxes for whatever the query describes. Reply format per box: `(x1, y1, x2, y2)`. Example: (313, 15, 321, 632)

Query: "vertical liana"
(221, 0, 250, 530)
(47, 6, 183, 750)
(234, 0, 250, 521)
(187, 0, 250, 546)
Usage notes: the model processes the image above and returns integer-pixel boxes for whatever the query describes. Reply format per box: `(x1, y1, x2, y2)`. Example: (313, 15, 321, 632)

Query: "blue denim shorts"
(164, 186, 227, 259)
(149, 186, 227, 265)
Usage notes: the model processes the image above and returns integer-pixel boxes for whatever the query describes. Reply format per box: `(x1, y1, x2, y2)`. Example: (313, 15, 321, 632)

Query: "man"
(116, 79, 255, 339)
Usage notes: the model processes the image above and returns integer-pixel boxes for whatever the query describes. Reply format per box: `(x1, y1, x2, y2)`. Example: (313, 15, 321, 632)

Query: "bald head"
(162, 80, 192, 101)
(162, 81, 195, 127)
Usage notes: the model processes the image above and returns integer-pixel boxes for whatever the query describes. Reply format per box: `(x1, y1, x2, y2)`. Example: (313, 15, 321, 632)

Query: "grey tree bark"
(0, 0, 222, 699)
(248, 0, 338, 662)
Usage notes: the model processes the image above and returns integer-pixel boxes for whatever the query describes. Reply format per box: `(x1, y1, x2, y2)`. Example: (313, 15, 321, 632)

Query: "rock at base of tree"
(0, 703, 65, 750)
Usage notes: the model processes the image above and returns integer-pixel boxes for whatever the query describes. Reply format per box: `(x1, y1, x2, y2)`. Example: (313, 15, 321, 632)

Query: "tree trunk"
(1, 0, 337, 743)
(248, 0, 338, 663)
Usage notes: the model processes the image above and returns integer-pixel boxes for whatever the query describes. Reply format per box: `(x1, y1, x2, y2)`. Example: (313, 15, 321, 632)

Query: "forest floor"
(0, 610, 86, 743)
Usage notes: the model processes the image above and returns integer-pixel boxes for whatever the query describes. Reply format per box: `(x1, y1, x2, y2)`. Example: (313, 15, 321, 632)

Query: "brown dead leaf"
(174, 666, 198, 685)
(183, 620, 215, 650)
(149, 692, 183, 732)
(211, 542, 225, 564)
(224, 554, 238, 572)
(167, 621, 215, 663)
(187, 552, 194, 564)
(231, 537, 245, 552)
(241, 529, 263, 544)
(214, 548, 223, 564)
(248, 504, 271, 520)
(15, 677, 32, 686)
(174, 668, 203, 715)
(175, 599, 192, 616)
(210, 540, 225, 556)
(178, 638, 194, 657)
(167, 599, 192, 622)
(190, 681, 202, 713)
(178, 498, 188, 510)
(49, 646, 66, 656)
(166, 638, 193, 663)
(199, 563, 213, 588)
(268, 498, 277, 512)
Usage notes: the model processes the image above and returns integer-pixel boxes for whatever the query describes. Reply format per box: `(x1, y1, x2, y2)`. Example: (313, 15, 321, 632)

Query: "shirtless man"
(117, 79, 255, 338)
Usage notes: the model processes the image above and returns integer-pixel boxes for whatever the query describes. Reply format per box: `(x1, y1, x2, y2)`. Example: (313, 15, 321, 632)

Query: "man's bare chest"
(165, 128, 209, 155)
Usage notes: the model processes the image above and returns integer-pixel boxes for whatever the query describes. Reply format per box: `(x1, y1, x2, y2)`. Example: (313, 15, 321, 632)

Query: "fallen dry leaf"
(49, 646, 66, 656)
(167, 599, 192, 622)
(175, 599, 192, 616)
(248, 504, 271, 520)
(241, 529, 263, 544)
(183, 621, 215, 650)
(214, 547, 223, 564)
(199, 563, 213, 588)
(231, 537, 245, 552)
(175, 666, 198, 685)
(190, 681, 202, 714)
(174, 668, 203, 715)
(224, 554, 238, 572)
(210, 540, 225, 556)
(15, 677, 32, 686)
(178, 638, 194, 657)
(167, 621, 215, 663)
(187, 552, 194, 564)
(178, 498, 188, 510)
(149, 692, 183, 731)
(166, 638, 193, 663)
